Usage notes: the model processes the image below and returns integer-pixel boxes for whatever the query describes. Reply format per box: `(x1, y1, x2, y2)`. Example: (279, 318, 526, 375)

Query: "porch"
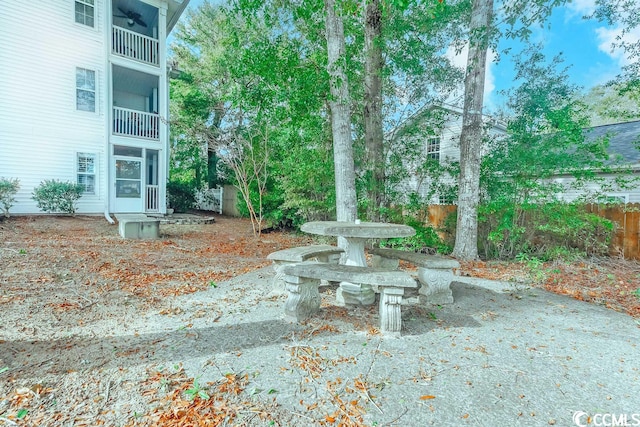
(113, 107, 159, 140)
(111, 0, 160, 67)
(112, 146, 162, 214)
(112, 26, 159, 66)
(112, 65, 160, 141)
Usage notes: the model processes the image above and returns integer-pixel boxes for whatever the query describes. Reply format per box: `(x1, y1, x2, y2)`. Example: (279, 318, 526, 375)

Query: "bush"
(0, 177, 20, 218)
(167, 180, 195, 213)
(478, 201, 615, 260)
(32, 180, 84, 215)
(382, 205, 452, 254)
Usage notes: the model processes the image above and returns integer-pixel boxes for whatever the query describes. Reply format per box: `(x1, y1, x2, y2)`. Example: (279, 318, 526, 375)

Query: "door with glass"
(111, 146, 144, 212)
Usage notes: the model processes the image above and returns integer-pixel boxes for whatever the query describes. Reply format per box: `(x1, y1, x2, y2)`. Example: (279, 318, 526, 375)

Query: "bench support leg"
(283, 275, 321, 322)
(417, 268, 454, 304)
(269, 261, 288, 296)
(379, 287, 404, 336)
(270, 253, 343, 296)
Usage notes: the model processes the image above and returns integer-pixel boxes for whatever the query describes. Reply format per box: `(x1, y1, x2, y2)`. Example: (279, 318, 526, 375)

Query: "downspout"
(104, 209, 115, 224)
(104, 0, 114, 225)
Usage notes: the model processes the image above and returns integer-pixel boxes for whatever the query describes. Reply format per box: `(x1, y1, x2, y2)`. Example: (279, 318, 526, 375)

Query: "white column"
(158, 5, 168, 214)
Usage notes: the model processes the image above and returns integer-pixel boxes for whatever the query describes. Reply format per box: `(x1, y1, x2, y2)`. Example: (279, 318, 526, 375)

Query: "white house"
(388, 105, 640, 205)
(551, 120, 640, 204)
(0, 0, 189, 217)
(386, 104, 507, 205)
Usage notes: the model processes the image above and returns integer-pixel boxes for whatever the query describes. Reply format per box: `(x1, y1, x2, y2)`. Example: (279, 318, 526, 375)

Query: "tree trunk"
(452, 0, 493, 261)
(207, 102, 225, 188)
(363, 0, 384, 221)
(324, 0, 357, 225)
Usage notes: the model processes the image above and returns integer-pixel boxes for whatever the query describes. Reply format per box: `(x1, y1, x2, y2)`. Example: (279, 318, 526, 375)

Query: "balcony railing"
(113, 107, 159, 140)
(112, 26, 159, 66)
(146, 185, 160, 212)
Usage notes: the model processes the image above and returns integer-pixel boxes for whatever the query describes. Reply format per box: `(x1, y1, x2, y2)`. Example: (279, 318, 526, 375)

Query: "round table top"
(301, 221, 415, 239)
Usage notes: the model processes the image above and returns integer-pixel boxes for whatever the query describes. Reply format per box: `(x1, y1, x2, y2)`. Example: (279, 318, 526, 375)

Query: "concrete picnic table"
(300, 220, 416, 305)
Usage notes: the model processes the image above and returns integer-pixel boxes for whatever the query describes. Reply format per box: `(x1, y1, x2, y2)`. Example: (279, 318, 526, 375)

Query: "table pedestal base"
(336, 282, 376, 306)
(334, 237, 376, 306)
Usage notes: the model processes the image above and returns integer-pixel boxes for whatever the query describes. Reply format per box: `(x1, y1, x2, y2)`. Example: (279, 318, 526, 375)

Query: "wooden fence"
(586, 204, 640, 260)
(426, 204, 640, 261)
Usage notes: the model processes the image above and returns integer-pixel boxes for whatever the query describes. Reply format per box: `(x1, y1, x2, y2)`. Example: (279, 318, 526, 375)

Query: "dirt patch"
(0, 215, 315, 425)
(1, 215, 639, 426)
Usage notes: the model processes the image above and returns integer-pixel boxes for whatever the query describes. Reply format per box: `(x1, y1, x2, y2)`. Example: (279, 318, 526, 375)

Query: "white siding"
(388, 108, 508, 205)
(551, 174, 640, 204)
(0, 0, 107, 214)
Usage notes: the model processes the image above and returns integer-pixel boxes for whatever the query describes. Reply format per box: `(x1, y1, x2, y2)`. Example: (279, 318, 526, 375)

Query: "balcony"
(111, 0, 160, 66)
(113, 107, 159, 140)
(112, 65, 159, 140)
(112, 26, 159, 66)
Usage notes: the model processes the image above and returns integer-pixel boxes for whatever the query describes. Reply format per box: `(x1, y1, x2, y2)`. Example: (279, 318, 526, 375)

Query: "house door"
(111, 146, 144, 213)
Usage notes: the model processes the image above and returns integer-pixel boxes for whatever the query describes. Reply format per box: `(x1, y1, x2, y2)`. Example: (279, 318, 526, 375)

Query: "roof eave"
(166, 0, 190, 35)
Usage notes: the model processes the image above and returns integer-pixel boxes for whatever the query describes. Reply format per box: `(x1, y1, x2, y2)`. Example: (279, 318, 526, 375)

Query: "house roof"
(585, 120, 640, 165)
(167, 0, 190, 34)
(388, 102, 507, 141)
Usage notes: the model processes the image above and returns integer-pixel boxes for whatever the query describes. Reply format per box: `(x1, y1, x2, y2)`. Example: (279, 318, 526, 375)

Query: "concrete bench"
(369, 248, 459, 305)
(280, 262, 419, 336)
(117, 214, 160, 239)
(267, 245, 344, 294)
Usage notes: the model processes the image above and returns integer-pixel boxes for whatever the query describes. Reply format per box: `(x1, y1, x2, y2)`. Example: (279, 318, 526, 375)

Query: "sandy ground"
(1, 215, 639, 426)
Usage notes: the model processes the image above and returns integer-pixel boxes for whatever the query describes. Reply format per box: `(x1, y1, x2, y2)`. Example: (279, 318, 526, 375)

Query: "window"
(427, 137, 440, 161)
(77, 153, 96, 194)
(76, 68, 96, 112)
(438, 194, 456, 205)
(75, 0, 95, 27)
(602, 194, 629, 204)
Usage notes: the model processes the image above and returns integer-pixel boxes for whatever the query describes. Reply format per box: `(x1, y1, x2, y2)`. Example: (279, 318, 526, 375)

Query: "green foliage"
(184, 379, 210, 401)
(32, 180, 84, 215)
(169, 0, 470, 226)
(382, 201, 451, 254)
(167, 180, 196, 213)
(478, 201, 614, 260)
(0, 177, 20, 218)
(471, 48, 617, 260)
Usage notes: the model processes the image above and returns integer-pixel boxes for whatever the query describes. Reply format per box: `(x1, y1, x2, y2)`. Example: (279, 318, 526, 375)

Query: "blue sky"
(174, 0, 634, 112)
(486, 0, 635, 110)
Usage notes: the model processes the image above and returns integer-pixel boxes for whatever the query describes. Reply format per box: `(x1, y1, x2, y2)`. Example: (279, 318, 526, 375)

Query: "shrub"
(32, 180, 84, 215)
(167, 180, 195, 213)
(382, 206, 452, 254)
(478, 201, 615, 260)
(0, 177, 20, 218)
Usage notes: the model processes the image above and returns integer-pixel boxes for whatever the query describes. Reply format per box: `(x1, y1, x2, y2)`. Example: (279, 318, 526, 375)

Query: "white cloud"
(595, 25, 640, 67)
(565, 0, 597, 19)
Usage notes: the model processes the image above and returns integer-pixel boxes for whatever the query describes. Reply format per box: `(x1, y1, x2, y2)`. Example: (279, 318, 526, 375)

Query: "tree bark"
(363, 0, 385, 221)
(324, 0, 357, 225)
(452, 0, 493, 261)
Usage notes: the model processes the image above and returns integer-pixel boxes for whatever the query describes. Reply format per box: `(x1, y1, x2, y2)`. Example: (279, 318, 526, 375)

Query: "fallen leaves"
(460, 258, 640, 317)
(132, 367, 279, 427)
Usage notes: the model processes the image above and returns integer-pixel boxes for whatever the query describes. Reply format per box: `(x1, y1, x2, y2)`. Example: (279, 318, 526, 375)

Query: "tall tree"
(324, 0, 358, 224)
(363, 0, 384, 221)
(452, 0, 568, 260)
(453, 0, 493, 260)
